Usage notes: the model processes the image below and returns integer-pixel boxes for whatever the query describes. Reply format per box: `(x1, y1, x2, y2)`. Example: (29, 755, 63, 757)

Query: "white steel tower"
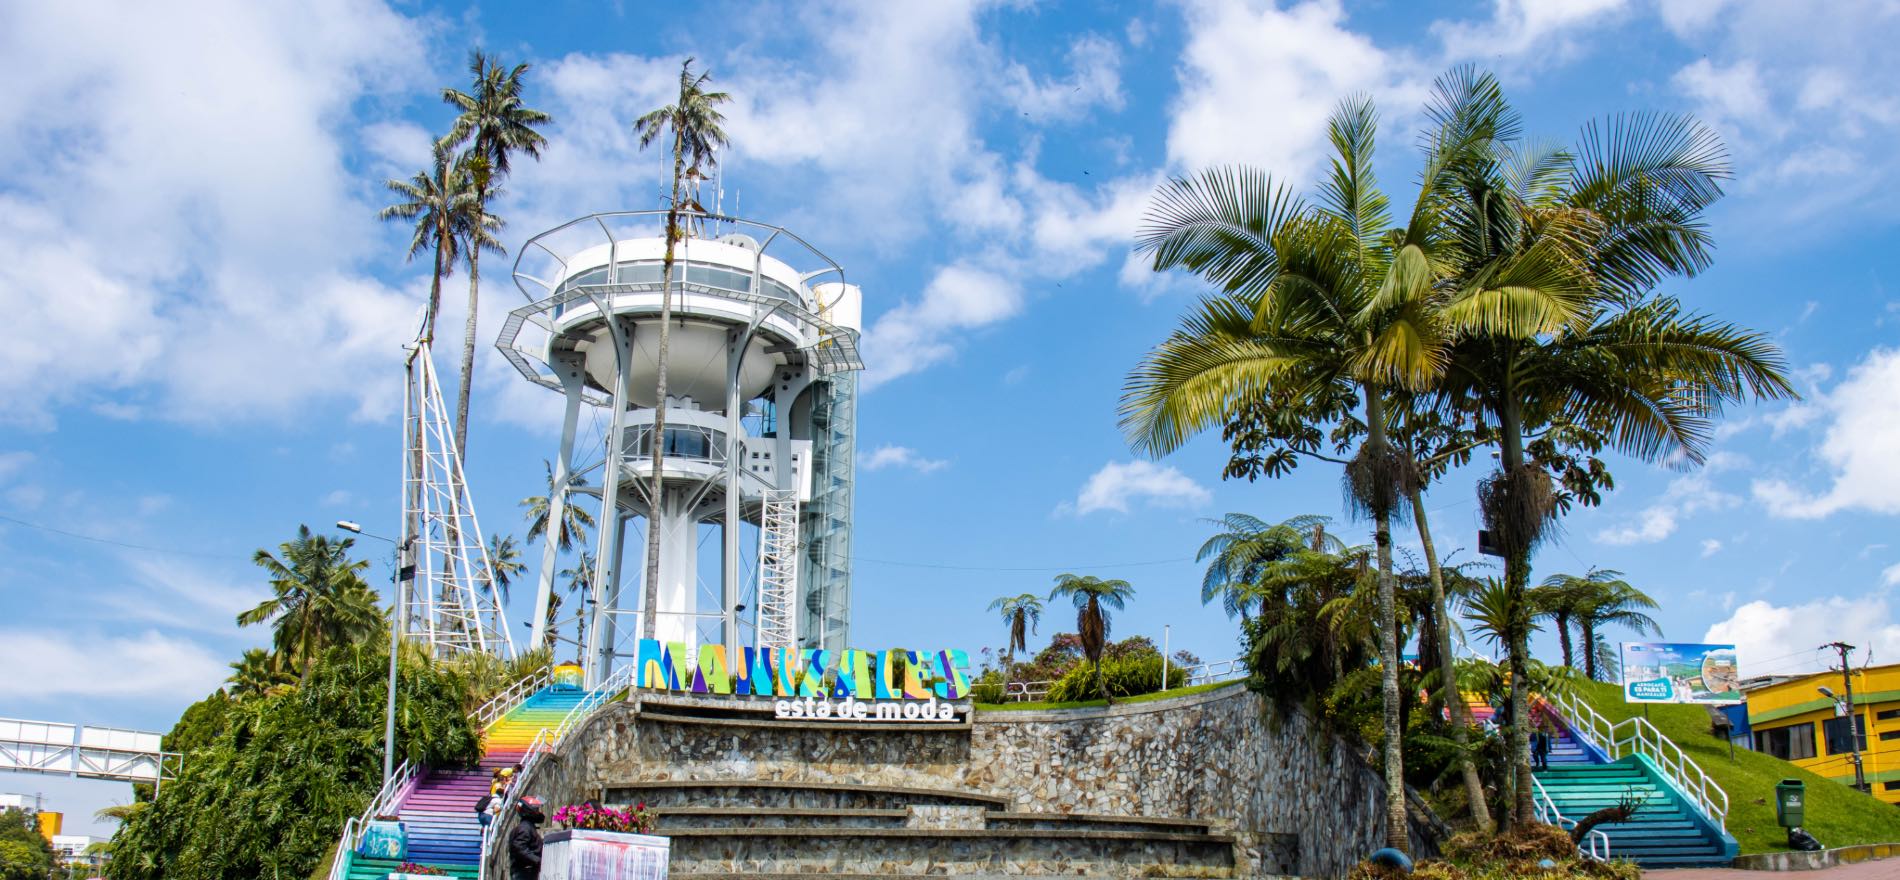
(397, 339, 515, 657)
(500, 211, 863, 683)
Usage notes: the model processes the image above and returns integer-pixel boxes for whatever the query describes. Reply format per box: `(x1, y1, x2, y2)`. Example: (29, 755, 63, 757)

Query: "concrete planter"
(541, 828, 670, 880)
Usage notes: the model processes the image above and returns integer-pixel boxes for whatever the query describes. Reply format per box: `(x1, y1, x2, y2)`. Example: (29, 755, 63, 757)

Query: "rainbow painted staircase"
(336, 685, 586, 880)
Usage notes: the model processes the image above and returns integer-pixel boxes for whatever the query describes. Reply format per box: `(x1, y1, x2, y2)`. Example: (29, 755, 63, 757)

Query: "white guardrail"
(1531, 774, 1611, 861)
(1546, 689, 1729, 833)
(1000, 656, 1245, 702)
(477, 663, 636, 880)
(327, 666, 556, 880)
(326, 759, 421, 880)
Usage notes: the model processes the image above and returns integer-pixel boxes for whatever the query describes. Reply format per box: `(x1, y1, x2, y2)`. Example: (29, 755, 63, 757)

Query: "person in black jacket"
(508, 796, 546, 880)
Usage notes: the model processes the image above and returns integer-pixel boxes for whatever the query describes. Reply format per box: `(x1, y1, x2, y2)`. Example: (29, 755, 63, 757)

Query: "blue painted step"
(1535, 756, 1737, 868)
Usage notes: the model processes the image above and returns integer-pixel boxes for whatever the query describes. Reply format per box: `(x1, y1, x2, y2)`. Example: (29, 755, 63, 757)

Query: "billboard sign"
(1620, 642, 1742, 705)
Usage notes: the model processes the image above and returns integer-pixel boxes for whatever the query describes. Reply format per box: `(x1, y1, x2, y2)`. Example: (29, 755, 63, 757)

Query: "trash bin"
(1776, 779, 1805, 828)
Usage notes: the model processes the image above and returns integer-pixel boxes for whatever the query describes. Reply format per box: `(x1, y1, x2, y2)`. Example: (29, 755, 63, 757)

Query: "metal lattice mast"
(401, 341, 516, 658)
(756, 488, 800, 650)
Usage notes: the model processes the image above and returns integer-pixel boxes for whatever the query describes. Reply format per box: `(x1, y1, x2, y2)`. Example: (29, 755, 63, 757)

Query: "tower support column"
(529, 353, 587, 654)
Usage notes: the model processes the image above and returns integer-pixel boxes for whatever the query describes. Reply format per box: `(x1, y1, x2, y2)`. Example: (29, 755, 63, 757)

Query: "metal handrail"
(1546, 690, 1728, 832)
(1530, 775, 1611, 861)
(474, 668, 553, 731)
(327, 759, 419, 880)
(326, 667, 550, 878)
(1610, 716, 1729, 829)
(999, 657, 1244, 703)
(477, 665, 634, 880)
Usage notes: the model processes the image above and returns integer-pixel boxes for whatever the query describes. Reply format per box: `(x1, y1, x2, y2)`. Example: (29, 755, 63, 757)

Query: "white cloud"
(1595, 453, 1743, 545)
(1700, 538, 1723, 558)
(1704, 595, 1900, 677)
(1003, 34, 1125, 122)
(862, 445, 949, 473)
(862, 265, 1022, 387)
(0, 0, 429, 426)
(1885, 563, 1900, 586)
(1753, 348, 1900, 518)
(1434, 0, 1630, 62)
(0, 452, 32, 480)
(1063, 460, 1212, 516)
(1672, 59, 1777, 138)
(1167, 0, 1408, 177)
(0, 630, 228, 699)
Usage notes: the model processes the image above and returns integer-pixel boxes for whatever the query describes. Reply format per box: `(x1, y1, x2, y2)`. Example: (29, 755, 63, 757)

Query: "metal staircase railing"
(325, 667, 552, 879)
(756, 489, 799, 651)
(326, 759, 421, 880)
(1531, 775, 1611, 862)
(1545, 689, 1729, 833)
(473, 668, 552, 731)
(477, 663, 635, 880)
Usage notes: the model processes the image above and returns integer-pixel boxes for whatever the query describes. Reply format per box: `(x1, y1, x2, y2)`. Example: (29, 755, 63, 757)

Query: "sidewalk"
(1647, 861, 1897, 880)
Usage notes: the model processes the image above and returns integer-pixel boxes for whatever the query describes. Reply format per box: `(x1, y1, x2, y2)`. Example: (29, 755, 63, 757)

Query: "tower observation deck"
(500, 211, 862, 684)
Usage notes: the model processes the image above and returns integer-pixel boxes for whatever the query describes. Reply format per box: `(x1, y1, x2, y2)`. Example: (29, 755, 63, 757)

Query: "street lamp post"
(339, 520, 412, 786)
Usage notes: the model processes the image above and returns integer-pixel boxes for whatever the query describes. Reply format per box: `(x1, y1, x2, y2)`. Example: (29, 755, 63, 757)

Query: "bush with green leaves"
(0, 808, 54, 880)
(1046, 653, 1187, 703)
(106, 644, 482, 880)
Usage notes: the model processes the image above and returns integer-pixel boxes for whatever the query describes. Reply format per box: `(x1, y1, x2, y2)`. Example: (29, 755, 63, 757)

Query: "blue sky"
(6, 0, 1900, 831)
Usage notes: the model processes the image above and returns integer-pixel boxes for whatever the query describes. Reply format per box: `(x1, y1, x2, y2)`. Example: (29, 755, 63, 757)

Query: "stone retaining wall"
(506, 683, 1440, 878)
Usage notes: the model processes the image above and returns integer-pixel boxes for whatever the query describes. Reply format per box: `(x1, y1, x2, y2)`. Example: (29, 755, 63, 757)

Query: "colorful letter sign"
(1620, 642, 1742, 705)
(630, 639, 971, 717)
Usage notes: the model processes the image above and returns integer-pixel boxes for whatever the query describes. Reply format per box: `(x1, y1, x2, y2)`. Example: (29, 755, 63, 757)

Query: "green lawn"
(973, 679, 1242, 712)
(1568, 679, 1900, 854)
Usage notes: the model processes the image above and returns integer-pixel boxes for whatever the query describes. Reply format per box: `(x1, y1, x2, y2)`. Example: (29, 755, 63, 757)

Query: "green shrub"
(1046, 654, 1188, 703)
(107, 645, 482, 880)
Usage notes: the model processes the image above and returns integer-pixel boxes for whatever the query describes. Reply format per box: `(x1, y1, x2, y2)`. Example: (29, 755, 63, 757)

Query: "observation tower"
(501, 211, 863, 683)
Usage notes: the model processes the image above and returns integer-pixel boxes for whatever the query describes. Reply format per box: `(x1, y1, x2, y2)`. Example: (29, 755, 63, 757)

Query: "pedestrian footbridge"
(0, 718, 180, 786)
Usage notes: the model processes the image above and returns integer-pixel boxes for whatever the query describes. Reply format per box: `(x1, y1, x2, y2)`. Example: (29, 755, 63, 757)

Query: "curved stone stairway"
(341, 686, 586, 880)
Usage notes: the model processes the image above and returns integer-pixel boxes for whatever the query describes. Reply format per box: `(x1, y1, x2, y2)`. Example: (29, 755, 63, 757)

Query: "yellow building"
(1745, 662, 1900, 804)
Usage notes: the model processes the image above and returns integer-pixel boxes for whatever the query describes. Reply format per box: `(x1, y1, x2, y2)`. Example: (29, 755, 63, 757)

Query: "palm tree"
(1123, 93, 1473, 852)
(484, 534, 526, 603)
(522, 459, 596, 551)
(631, 58, 731, 639)
(225, 648, 290, 698)
(1048, 574, 1134, 704)
(1563, 572, 1662, 681)
(238, 525, 383, 679)
(987, 594, 1043, 697)
(1196, 513, 1334, 621)
(1532, 570, 1598, 670)
(379, 139, 482, 345)
(442, 51, 551, 459)
(1421, 68, 1795, 824)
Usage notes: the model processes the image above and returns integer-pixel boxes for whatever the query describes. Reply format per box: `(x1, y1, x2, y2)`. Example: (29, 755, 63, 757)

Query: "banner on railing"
(1620, 642, 1742, 705)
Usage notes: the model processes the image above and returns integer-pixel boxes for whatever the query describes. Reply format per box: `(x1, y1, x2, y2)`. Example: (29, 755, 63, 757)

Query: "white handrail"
(1544, 690, 1728, 833)
(474, 668, 553, 730)
(327, 758, 419, 880)
(477, 665, 634, 880)
(326, 666, 551, 878)
(1530, 775, 1611, 862)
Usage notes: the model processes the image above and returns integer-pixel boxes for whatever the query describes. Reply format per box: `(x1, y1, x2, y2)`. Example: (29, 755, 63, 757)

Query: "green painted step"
(342, 855, 479, 879)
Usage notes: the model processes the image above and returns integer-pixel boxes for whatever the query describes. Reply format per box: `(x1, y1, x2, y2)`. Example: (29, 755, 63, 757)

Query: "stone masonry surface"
(504, 683, 1440, 878)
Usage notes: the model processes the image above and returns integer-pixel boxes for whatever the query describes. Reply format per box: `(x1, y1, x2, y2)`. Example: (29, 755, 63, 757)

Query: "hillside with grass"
(1569, 679, 1900, 854)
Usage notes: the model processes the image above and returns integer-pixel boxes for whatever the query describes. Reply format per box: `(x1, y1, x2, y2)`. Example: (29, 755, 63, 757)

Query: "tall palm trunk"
(1555, 611, 1574, 670)
(455, 209, 481, 461)
(641, 127, 687, 639)
(1412, 485, 1492, 832)
(1581, 619, 1598, 681)
(1499, 397, 1537, 827)
(1367, 393, 1409, 854)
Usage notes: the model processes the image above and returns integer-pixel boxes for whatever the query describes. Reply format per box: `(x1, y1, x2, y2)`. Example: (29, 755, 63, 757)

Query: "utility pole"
(1825, 641, 1867, 792)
